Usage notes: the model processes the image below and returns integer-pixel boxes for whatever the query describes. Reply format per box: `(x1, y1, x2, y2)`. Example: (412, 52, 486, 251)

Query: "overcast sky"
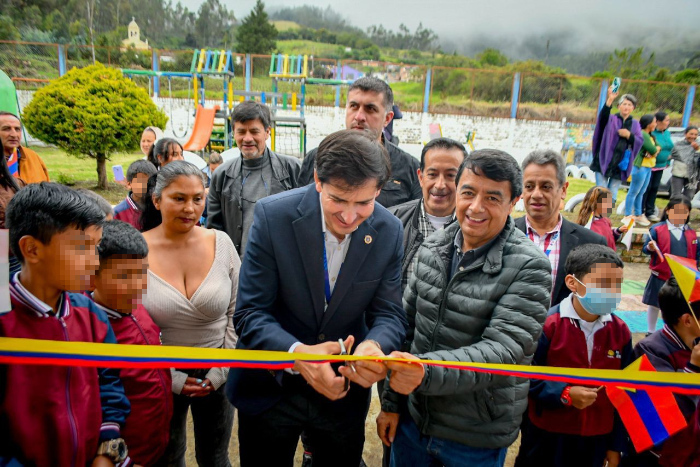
(181, 0, 700, 55)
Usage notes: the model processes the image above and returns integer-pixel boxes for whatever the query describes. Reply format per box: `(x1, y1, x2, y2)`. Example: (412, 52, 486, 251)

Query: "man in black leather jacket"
(298, 77, 420, 208)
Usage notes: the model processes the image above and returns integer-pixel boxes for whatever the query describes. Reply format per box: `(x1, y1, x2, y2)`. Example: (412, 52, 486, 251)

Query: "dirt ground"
(184, 263, 652, 466)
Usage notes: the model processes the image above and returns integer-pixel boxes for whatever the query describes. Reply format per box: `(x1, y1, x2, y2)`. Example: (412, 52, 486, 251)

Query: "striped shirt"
(525, 215, 563, 297)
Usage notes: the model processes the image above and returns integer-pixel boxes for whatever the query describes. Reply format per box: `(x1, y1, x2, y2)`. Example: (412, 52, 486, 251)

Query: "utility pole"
(544, 39, 550, 65)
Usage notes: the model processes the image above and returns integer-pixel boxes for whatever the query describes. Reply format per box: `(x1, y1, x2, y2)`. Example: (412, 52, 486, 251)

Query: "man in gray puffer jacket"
(378, 149, 551, 466)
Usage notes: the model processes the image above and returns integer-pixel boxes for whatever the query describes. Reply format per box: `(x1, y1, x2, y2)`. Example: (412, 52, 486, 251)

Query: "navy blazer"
(227, 184, 408, 414)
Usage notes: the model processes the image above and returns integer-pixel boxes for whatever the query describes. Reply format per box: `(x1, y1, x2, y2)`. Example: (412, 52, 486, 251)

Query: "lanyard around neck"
(323, 233, 344, 306)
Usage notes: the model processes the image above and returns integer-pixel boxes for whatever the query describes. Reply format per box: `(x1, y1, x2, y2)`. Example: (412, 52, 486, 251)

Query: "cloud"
(182, 0, 700, 59)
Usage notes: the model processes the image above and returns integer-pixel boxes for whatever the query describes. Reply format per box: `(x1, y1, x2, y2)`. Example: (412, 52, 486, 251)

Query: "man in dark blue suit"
(228, 129, 408, 467)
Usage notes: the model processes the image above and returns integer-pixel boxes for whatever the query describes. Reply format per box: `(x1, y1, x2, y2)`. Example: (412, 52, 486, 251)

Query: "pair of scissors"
(338, 339, 356, 391)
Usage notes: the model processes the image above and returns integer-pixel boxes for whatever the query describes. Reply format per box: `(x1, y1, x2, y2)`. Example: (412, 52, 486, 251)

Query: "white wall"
(17, 92, 568, 164)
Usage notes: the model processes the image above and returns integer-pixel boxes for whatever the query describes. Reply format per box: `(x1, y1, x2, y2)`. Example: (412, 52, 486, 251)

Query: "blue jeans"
(625, 166, 652, 216)
(390, 416, 507, 467)
(594, 172, 623, 205)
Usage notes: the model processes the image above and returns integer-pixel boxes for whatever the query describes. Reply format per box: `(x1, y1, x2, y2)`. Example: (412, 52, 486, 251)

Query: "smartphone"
(112, 165, 125, 182)
(612, 77, 622, 94)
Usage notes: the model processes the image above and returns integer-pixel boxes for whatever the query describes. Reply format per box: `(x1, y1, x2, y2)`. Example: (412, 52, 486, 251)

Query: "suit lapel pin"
(364, 235, 372, 244)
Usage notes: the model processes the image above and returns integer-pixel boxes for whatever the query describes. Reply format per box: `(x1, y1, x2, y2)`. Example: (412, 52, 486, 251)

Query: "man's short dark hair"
(347, 77, 393, 112)
(315, 130, 390, 189)
(98, 220, 148, 263)
(565, 244, 623, 278)
(6, 182, 106, 263)
(522, 149, 567, 187)
(420, 138, 468, 171)
(232, 101, 271, 130)
(658, 277, 700, 326)
(126, 160, 157, 182)
(455, 149, 522, 201)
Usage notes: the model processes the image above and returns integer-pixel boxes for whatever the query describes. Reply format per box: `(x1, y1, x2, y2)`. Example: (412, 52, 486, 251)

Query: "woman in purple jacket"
(590, 86, 644, 206)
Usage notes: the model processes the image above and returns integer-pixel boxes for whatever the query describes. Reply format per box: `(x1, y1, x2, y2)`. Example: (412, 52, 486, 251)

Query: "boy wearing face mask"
(515, 244, 633, 467)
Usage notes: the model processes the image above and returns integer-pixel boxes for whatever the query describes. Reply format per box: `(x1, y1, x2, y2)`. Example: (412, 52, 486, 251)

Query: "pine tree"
(235, 0, 277, 54)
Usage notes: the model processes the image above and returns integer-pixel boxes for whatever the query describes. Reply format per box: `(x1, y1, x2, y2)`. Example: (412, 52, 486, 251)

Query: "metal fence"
(429, 67, 512, 117)
(1, 40, 698, 126)
(0, 41, 60, 81)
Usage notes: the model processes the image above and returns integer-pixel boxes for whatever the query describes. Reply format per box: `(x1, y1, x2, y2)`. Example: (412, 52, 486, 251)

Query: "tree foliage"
(235, 0, 277, 54)
(23, 63, 167, 188)
(0, 0, 236, 49)
(367, 23, 439, 52)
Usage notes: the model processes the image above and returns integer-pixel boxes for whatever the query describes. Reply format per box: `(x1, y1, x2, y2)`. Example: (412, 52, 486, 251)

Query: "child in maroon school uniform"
(89, 220, 173, 466)
(623, 277, 700, 466)
(643, 196, 699, 334)
(576, 185, 628, 251)
(516, 244, 633, 467)
(114, 160, 157, 230)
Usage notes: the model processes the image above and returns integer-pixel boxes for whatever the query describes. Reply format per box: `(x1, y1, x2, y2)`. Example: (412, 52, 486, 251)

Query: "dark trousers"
(158, 374, 235, 467)
(515, 416, 609, 467)
(238, 374, 370, 467)
(671, 175, 698, 200)
(643, 169, 664, 217)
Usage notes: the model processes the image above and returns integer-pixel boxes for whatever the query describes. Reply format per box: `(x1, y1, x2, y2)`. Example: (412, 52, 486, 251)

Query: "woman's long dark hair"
(0, 153, 21, 192)
(147, 138, 183, 169)
(139, 161, 206, 232)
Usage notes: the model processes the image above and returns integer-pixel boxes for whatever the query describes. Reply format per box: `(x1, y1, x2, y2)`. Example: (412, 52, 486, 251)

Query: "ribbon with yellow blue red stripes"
(1, 337, 699, 395)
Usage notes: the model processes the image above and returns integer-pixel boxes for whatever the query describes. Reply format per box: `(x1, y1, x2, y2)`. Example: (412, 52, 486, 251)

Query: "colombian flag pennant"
(606, 355, 687, 453)
(666, 254, 700, 303)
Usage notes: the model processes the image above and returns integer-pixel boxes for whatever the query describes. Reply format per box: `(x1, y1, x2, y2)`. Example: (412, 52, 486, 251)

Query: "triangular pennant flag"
(584, 213, 593, 229)
(666, 254, 700, 303)
(607, 355, 687, 453)
(620, 218, 635, 251)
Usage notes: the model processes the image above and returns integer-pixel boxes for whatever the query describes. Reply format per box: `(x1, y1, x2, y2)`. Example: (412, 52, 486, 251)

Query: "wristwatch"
(97, 438, 128, 463)
(560, 386, 573, 406)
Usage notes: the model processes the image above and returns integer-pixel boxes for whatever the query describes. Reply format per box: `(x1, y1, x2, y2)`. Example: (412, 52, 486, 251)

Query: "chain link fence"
(339, 60, 425, 112)
(0, 41, 59, 81)
(429, 67, 512, 117)
(619, 79, 690, 126)
(517, 74, 604, 123)
(1, 40, 698, 126)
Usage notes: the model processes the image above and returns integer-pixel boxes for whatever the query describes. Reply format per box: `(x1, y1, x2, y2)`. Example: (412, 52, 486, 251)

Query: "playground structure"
(121, 51, 358, 158)
(123, 48, 236, 153)
(266, 53, 356, 157)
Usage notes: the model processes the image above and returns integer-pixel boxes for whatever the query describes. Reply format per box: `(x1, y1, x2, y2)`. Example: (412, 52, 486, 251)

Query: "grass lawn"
(35, 146, 145, 205)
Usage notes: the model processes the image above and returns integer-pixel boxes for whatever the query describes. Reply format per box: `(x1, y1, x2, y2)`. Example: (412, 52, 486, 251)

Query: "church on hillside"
(122, 18, 150, 51)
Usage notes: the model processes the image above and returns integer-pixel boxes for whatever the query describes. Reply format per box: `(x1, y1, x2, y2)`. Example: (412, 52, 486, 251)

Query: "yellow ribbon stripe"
(1, 338, 699, 395)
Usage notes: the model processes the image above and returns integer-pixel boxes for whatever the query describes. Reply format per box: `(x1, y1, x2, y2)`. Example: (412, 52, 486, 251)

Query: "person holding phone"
(590, 87, 644, 206)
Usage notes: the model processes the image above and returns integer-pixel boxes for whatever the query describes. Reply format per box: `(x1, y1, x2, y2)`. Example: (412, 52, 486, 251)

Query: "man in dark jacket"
(378, 149, 551, 466)
(297, 77, 420, 208)
(207, 101, 300, 255)
(389, 137, 466, 292)
(515, 149, 607, 306)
